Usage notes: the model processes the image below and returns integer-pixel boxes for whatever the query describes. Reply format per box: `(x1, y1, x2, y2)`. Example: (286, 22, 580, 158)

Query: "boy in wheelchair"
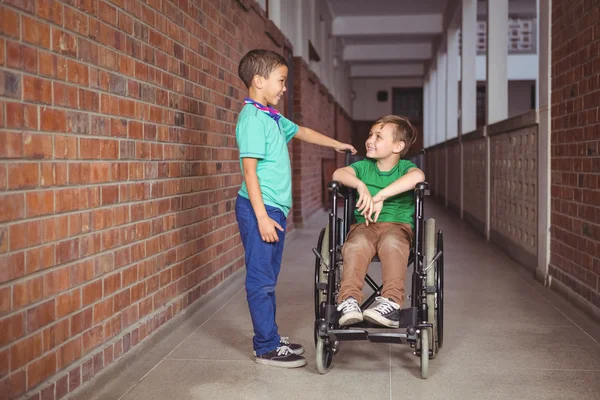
(332, 115, 425, 328)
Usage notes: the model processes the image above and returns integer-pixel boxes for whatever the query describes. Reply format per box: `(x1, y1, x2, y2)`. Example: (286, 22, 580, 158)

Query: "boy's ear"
(393, 140, 406, 155)
(253, 74, 264, 89)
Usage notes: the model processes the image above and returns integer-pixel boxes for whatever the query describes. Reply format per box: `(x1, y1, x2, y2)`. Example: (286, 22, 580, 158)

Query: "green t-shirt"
(236, 104, 299, 216)
(350, 158, 417, 228)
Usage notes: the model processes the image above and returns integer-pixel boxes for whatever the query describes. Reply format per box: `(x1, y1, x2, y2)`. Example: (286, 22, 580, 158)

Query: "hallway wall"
(549, 0, 600, 314)
(0, 1, 350, 399)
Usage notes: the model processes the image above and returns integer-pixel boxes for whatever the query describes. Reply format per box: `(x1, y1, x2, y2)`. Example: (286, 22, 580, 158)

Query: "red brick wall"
(0, 0, 344, 399)
(291, 57, 352, 226)
(550, 0, 600, 312)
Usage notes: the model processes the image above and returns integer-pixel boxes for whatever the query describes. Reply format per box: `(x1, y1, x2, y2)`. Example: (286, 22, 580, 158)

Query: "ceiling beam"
(343, 43, 432, 62)
(350, 63, 424, 78)
(332, 14, 443, 36)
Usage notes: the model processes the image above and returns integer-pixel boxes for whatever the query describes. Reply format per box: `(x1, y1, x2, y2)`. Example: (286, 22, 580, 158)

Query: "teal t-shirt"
(236, 104, 299, 216)
(351, 158, 417, 228)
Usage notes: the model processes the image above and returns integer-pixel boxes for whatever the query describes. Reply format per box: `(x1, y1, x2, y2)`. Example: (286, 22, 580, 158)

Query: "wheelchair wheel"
(436, 231, 444, 350)
(316, 336, 335, 374)
(314, 224, 329, 321)
(420, 328, 429, 379)
(424, 218, 438, 357)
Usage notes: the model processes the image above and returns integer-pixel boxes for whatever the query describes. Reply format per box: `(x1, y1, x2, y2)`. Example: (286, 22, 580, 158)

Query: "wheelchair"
(312, 151, 444, 378)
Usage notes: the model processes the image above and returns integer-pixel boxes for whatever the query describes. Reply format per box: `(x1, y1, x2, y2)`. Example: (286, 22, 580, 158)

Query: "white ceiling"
(328, 0, 537, 79)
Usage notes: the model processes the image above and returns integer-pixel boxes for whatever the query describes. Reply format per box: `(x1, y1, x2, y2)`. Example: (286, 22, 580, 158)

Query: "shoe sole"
(363, 312, 399, 328)
(255, 357, 307, 368)
(253, 348, 304, 356)
(339, 311, 363, 326)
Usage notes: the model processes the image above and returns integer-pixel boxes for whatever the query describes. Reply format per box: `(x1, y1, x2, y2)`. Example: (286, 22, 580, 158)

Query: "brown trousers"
(339, 222, 414, 305)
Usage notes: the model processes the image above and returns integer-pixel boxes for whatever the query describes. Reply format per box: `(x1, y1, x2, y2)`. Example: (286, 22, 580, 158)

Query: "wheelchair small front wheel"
(420, 328, 429, 379)
(316, 336, 335, 374)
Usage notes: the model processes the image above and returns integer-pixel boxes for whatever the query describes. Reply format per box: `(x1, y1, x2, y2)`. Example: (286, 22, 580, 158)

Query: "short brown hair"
(238, 49, 288, 89)
(372, 115, 417, 157)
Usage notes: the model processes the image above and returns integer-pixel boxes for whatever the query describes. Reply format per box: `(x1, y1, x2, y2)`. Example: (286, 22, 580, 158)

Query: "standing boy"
(235, 49, 356, 368)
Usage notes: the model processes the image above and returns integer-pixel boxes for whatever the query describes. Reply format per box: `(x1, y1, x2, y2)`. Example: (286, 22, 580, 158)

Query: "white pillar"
(537, 0, 551, 285)
(430, 66, 438, 145)
(461, 0, 477, 134)
(446, 28, 459, 139)
(436, 46, 447, 145)
(486, 0, 509, 124)
(423, 76, 430, 148)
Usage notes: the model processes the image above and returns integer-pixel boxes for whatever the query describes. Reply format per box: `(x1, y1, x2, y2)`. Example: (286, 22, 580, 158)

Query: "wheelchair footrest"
(327, 329, 369, 341)
(367, 333, 409, 344)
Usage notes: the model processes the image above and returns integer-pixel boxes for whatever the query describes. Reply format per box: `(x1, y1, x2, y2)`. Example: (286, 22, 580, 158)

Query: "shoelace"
(337, 298, 360, 313)
(276, 345, 294, 356)
(373, 297, 396, 314)
(280, 337, 290, 345)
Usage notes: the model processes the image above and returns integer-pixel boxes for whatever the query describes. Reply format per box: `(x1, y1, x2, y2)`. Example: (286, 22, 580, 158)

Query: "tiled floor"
(76, 202, 600, 400)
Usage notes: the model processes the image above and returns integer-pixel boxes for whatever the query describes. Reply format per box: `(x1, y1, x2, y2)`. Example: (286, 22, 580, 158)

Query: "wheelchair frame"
(312, 152, 444, 378)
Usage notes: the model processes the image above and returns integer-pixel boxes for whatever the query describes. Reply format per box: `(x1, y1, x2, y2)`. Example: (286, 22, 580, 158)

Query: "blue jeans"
(235, 195, 286, 355)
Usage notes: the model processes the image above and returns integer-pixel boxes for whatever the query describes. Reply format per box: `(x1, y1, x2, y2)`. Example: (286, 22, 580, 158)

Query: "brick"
(82, 325, 103, 353)
(41, 216, 68, 243)
(0, 39, 4, 67)
(0, 313, 24, 347)
(101, 185, 119, 205)
(23, 76, 52, 104)
(0, 70, 21, 99)
(5, 0, 35, 13)
(22, 15, 51, 48)
(27, 299, 55, 332)
(103, 273, 121, 295)
(54, 82, 79, 109)
(57, 289, 81, 317)
(56, 239, 80, 265)
(2, 370, 26, 399)
(69, 366, 81, 392)
(6, 42, 38, 73)
(0, 131, 23, 158)
(99, 1, 117, 26)
(0, 252, 25, 284)
(57, 337, 82, 370)
(90, 162, 111, 183)
(10, 332, 42, 371)
(0, 164, 5, 191)
(23, 134, 53, 159)
(40, 162, 67, 187)
(6, 102, 38, 130)
(67, 59, 89, 86)
(0, 7, 20, 38)
(81, 357, 93, 383)
(54, 135, 78, 159)
(24, 190, 54, 218)
(66, 111, 90, 135)
(71, 309, 91, 339)
(0, 348, 7, 378)
(0, 286, 9, 315)
(39, 52, 68, 80)
(52, 28, 77, 57)
(36, 0, 64, 25)
(40, 108, 67, 132)
(64, 4, 88, 35)
(79, 89, 100, 112)
(13, 276, 43, 309)
(25, 245, 55, 274)
(27, 351, 57, 389)
(81, 280, 103, 306)
(56, 373, 69, 399)
(118, 11, 133, 34)
(42, 317, 69, 354)
(8, 163, 39, 189)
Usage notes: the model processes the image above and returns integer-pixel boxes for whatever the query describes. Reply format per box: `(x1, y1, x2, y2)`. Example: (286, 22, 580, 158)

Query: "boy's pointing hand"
(334, 142, 357, 154)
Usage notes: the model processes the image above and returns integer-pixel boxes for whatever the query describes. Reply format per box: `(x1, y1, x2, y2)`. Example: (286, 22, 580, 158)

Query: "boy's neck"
(247, 88, 269, 107)
(376, 154, 401, 171)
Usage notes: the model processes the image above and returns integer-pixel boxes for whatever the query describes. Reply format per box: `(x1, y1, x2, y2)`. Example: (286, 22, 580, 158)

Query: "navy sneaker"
(253, 337, 304, 356)
(362, 297, 400, 328)
(337, 297, 363, 326)
(255, 346, 307, 368)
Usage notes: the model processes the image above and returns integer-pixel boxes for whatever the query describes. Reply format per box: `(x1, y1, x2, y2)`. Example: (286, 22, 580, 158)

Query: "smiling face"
(259, 65, 288, 106)
(365, 123, 405, 160)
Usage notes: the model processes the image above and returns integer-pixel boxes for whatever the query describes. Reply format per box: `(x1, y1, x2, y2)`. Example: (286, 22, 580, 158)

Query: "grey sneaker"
(337, 297, 363, 326)
(255, 346, 307, 368)
(362, 297, 400, 328)
(253, 337, 304, 356)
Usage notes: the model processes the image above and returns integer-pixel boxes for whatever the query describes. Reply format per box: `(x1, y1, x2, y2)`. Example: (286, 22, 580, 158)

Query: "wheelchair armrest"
(415, 182, 430, 196)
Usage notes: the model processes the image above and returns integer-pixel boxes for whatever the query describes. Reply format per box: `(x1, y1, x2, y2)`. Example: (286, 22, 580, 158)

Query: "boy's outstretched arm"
(375, 168, 425, 201)
(332, 166, 374, 223)
(294, 126, 357, 154)
(242, 158, 284, 243)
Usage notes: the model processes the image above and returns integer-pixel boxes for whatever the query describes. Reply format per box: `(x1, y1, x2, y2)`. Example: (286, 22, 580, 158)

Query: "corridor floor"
(78, 202, 600, 400)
